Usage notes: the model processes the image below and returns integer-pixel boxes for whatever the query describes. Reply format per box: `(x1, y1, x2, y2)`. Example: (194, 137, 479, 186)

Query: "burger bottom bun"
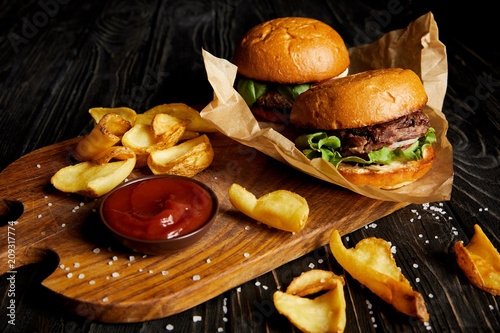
(337, 146, 435, 189)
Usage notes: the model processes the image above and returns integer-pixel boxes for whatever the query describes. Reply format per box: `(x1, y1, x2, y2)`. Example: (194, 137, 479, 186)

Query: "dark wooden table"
(1, 0, 499, 332)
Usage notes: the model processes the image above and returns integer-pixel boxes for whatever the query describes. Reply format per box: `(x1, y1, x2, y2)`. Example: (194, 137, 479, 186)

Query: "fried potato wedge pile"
(329, 230, 429, 322)
(274, 270, 347, 333)
(455, 224, 500, 295)
(51, 104, 216, 197)
(228, 183, 309, 233)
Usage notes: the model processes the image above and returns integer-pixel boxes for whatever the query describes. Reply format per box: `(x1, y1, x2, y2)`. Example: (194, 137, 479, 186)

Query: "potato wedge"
(89, 107, 137, 125)
(329, 230, 429, 321)
(147, 134, 214, 177)
(274, 270, 346, 333)
(91, 146, 136, 165)
(121, 123, 157, 155)
(151, 113, 189, 146)
(455, 224, 500, 295)
(144, 103, 217, 132)
(286, 270, 345, 297)
(51, 157, 136, 198)
(228, 183, 309, 233)
(75, 113, 132, 161)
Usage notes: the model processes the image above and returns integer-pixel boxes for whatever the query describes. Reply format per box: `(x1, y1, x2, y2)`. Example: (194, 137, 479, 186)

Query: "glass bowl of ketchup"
(99, 175, 219, 255)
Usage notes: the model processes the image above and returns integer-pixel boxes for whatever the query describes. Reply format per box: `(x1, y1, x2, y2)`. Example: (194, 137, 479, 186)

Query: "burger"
(291, 68, 436, 189)
(232, 17, 350, 123)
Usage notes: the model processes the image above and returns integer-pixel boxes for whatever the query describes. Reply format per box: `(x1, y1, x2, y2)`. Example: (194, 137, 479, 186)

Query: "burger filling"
(237, 77, 314, 118)
(295, 110, 436, 167)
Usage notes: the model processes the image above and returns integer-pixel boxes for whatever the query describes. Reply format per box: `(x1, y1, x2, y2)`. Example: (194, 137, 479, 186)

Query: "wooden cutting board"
(0, 133, 407, 323)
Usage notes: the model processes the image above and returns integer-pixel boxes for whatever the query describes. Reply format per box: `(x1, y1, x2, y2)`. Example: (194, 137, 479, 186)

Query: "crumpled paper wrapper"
(200, 12, 453, 203)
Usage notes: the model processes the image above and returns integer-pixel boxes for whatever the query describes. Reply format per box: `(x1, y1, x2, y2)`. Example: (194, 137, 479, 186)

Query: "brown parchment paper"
(200, 12, 453, 203)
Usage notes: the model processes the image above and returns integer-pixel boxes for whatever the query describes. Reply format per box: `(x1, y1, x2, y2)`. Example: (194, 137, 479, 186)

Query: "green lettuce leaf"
(236, 78, 314, 106)
(236, 78, 268, 106)
(296, 128, 436, 168)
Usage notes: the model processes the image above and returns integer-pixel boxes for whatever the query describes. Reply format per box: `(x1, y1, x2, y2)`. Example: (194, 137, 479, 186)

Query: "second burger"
(233, 17, 350, 123)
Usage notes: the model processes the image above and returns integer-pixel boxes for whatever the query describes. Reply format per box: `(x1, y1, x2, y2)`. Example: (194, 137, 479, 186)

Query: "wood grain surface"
(1, 0, 499, 332)
(0, 134, 406, 323)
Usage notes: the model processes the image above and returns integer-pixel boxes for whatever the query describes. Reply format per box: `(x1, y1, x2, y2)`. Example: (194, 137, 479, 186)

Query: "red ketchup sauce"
(102, 178, 214, 240)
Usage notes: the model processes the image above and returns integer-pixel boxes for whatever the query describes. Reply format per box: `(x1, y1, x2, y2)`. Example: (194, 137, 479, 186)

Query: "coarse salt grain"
(67, 273, 73, 278)
(112, 256, 118, 261)
(166, 324, 174, 330)
(416, 277, 420, 283)
(36, 164, 41, 168)
(309, 263, 315, 269)
(93, 248, 100, 253)
(59, 264, 65, 269)
(413, 263, 419, 268)
(193, 315, 202, 322)
(108, 261, 113, 265)
(89, 280, 95, 285)
(78, 274, 85, 279)
(429, 293, 434, 298)
(206, 258, 211, 263)
(102, 297, 108, 302)
(38, 214, 42, 218)
(74, 263, 80, 268)
(193, 275, 201, 281)
(162, 271, 168, 276)
(129, 256, 135, 261)
(244, 253, 250, 258)
(112, 272, 119, 277)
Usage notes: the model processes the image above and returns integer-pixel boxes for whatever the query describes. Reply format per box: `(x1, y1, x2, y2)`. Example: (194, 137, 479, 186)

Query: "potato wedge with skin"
(455, 224, 500, 295)
(51, 157, 136, 198)
(75, 113, 132, 161)
(91, 146, 136, 165)
(147, 134, 214, 177)
(329, 230, 429, 321)
(89, 107, 137, 126)
(286, 270, 345, 297)
(151, 113, 189, 146)
(274, 273, 346, 333)
(228, 183, 309, 233)
(121, 123, 157, 155)
(145, 103, 217, 132)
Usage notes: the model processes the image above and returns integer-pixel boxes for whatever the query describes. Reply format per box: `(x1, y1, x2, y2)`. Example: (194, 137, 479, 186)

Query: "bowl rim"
(99, 174, 219, 244)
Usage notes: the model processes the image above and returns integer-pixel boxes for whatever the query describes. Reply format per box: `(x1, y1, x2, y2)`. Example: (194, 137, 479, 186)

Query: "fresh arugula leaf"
(277, 83, 314, 102)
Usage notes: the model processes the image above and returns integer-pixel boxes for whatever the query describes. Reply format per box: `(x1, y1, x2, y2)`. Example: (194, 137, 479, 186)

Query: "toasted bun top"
(233, 17, 350, 84)
(290, 68, 428, 130)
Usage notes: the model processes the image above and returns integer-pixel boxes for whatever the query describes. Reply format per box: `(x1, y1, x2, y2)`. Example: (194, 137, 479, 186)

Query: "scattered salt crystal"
(206, 259, 211, 263)
(489, 304, 495, 310)
(112, 272, 119, 277)
(89, 280, 95, 285)
(262, 285, 268, 290)
(237, 287, 241, 292)
(36, 164, 41, 168)
(193, 315, 202, 322)
(112, 256, 118, 261)
(48, 203, 52, 207)
(74, 263, 80, 268)
(60, 264, 65, 269)
(218, 328, 223, 332)
(65, 267, 70, 271)
(102, 297, 108, 302)
(38, 214, 42, 218)
(318, 259, 324, 264)
(193, 275, 201, 281)
(244, 226, 250, 230)
(61, 224, 66, 227)
(129, 256, 135, 262)
(166, 324, 174, 330)
(244, 253, 250, 258)
(419, 234, 424, 238)
(428, 293, 434, 298)
(162, 271, 168, 276)
(93, 248, 100, 253)
(416, 278, 420, 283)
(67, 273, 73, 278)
(78, 274, 85, 279)
(308, 263, 315, 269)
(255, 281, 261, 286)
(413, 263, 419, 268)
(390, 246, 397, 254)
(149, 270, 153, 274)
(108, 261, 113, 265)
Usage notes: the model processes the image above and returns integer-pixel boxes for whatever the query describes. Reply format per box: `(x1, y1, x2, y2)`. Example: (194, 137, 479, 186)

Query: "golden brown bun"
(337, 146, 435, 189)
(290, 68, 428, 129)
(233, 17, 350, 84)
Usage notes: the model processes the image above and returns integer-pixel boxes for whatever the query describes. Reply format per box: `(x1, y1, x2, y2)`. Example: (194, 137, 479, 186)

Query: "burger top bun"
(233, 17, 349, 84)
(290, 68, 428, 130)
